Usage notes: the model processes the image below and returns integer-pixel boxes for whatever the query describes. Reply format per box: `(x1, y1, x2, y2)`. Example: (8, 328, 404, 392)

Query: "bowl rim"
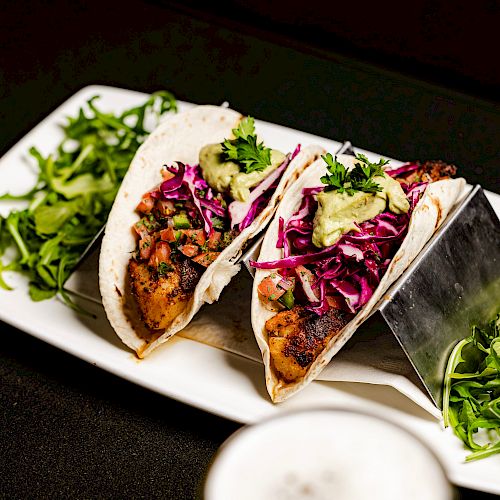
(203, 406, 454, 499)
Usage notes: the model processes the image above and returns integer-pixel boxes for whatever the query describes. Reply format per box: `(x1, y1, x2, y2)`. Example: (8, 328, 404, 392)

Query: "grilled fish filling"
(266, 306, 352, 383)
(129, 258, 203, 330)
(128, 172, 237, 332)
(398, 160, 457, 184)
(258, 158, 458, 384)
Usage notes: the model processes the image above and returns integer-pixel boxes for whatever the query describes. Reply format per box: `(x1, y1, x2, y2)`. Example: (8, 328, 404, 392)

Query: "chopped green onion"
(173, 214, 191, 229)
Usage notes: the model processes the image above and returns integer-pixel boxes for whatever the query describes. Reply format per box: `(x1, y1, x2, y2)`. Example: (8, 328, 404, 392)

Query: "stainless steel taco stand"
(376, 184, 500, 408)
(65, 142, 500, 410)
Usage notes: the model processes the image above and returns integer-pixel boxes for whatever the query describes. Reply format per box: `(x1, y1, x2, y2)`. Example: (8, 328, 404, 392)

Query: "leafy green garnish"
(221, 116, 271, 174)
(443, 312, 500, 461)
(157, 262, 173, 277)
(320, 153, 389, 196)
(211, 216, 225, 230)
(0, 91, 177, 309)
(278, 288, 295, 310)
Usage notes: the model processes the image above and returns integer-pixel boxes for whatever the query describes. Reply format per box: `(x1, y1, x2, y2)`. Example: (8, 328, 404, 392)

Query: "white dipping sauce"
(204, 409, 452, 500)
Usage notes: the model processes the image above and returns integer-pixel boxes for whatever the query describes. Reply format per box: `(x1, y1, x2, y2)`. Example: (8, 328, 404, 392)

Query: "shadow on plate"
(70, 294, 131, 352)
(316, 380, 438, 422)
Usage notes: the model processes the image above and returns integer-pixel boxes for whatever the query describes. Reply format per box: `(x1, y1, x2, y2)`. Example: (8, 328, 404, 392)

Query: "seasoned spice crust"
(179, 258, 203, 292)
(265, 306, 353, 383)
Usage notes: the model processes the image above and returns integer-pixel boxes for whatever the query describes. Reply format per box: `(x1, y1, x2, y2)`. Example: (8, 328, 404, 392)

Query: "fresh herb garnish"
(0, 91, 177, 310)
(320, 153, 389, 196)
(443, 312, 500, 461)
(221, 116, 272, 174)
(220, 231, 235, 248)
(157, 262, 173, 277)
(211, 216, 225, 230)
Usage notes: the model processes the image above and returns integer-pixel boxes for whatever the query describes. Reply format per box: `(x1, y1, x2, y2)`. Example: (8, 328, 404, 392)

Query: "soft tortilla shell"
(99, 105, 324, 357)
(251, 155, 466, 402)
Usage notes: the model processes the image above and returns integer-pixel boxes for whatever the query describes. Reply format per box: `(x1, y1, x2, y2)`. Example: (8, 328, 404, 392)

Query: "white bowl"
(204, 408, 453, 500)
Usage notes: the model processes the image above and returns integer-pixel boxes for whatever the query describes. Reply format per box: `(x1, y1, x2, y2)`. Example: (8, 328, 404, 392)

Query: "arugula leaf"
(320, 153, 389, 196)
(0, 260, 13, 291)
(221, 116, 272, 173)
(29, 283, 57, 301)
(5, 212, 31, 264)
(33, 200, 81, 235)
(0, 91, 177, 308)
(443, 312, 500, 461)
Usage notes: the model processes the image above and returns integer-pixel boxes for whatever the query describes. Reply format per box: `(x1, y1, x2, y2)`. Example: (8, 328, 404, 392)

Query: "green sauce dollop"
(312, 173, 409, 248)
(199, 143, 285, 202)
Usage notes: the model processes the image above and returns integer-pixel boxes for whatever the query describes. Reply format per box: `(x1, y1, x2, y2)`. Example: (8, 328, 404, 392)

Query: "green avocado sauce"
(199, 143, 285, 202)
(312, 173, 410, 248)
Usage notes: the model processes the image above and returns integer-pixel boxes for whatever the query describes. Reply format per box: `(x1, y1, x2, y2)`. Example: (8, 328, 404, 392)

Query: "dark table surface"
(1, 2, 499, 499)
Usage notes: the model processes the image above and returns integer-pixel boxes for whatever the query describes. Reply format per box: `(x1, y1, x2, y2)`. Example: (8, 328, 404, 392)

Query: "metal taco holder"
(376, 184, 500, 407)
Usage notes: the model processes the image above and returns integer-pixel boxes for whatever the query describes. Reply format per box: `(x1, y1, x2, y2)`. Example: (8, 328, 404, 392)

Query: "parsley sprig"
(157, 262, 173, 277)
(320, 153, 389, 196)
(221, 117, 272, 174)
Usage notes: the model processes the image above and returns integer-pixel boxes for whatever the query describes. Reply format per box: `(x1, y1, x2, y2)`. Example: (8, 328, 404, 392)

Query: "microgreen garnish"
(221, 116, 272, 174)
(443, 312, 500, 461)
(320, 153, 389, 196)
(0, 91, 177, 309)
(157, 262, 173, 277)
(211, 216, 225, 230)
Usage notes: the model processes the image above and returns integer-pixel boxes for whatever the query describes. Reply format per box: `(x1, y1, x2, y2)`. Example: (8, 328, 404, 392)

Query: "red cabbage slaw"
(252, 176, 427, 315)
(155, 145, 301, 235)
(384, 162, 420, 178)
(159, 162, 221, 235)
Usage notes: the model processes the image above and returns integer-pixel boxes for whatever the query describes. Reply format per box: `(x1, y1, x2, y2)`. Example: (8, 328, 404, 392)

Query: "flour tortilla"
(99, 105, 324, 357)
(251, 154, 466, 402)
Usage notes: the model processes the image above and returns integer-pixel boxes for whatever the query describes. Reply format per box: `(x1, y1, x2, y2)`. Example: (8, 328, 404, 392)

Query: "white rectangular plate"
(1, 85, 499, 494)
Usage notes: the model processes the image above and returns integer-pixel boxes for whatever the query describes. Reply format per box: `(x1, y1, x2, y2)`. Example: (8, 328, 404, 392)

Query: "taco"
(99, 105, 324, 357)
(251, 153, 465, 402)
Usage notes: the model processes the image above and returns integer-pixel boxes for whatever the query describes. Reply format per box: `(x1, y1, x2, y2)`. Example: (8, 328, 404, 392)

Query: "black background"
(1, 1, 499, 498)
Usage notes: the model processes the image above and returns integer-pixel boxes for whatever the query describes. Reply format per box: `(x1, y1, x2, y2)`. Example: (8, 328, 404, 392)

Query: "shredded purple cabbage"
(253, 176, 427, 315)
(157, 146, 300, 236)
(199, 198, 226, 217)
(306, 279, 329, 315)
(250, 244, 340, 269)
(276, 217, 285, 249)
(405, 182, 428, 208)
(160, 162, 185, 194)
(291, 144, 302, 160)
(239, 197, 265, 231)
(385, 162, 420, 178)
(301, 187, 324, 196)
(184, 165, 213, 235)
(159, 162, 224, 236)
